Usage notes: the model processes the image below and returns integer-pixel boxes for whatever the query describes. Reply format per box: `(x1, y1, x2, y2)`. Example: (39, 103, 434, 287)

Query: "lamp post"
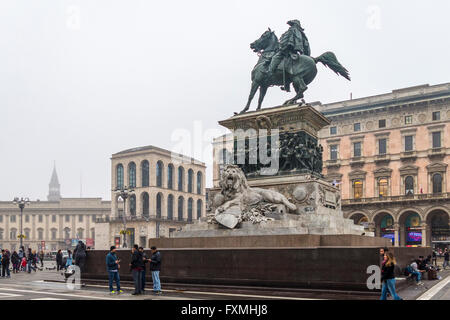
(13, 197, 30, 249)
(114, 186, 134, 248)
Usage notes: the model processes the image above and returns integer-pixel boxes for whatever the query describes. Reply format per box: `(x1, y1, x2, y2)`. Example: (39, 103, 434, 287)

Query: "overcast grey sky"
(1, 0, 449, 201)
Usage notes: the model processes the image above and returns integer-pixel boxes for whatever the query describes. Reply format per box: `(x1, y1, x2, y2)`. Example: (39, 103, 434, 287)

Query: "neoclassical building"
(319, 83, 450, 248)
(211, 83, 450, 249)
(95, 145, 206, 249)
(0, 166, 111, 251)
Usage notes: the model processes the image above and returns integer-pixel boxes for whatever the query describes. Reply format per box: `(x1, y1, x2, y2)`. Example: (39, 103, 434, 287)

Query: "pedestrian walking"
(56, 250, 63, 271)
(380, 251, 402, 300)
(74, 241, 87, 273)
(27, 248, 36, 273)
(139, 247, 149, 293)
(11, 251, 20, 273)
(432, 250, 437, 266)
(39, 250, 45, 268)
(129, 244, 144, 295)
(106, 246, 122, 294)
(65, 250, 73, 269)
(149, 246, 162, 294)
(1, 249, 11, 278)
(443, 248, 449, 270)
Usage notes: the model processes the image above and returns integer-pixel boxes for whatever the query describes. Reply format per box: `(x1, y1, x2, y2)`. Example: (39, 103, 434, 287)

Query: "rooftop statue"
(237, 19, 350, 115)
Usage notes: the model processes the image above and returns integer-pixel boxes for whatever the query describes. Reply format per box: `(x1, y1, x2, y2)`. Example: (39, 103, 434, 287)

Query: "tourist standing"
(1, 249, 11, 278)
(380, 251, 402, 300)
(65, 250, 73, 269)
(27, 248, 36, 273)
(129, 244, 144, 295)
(432, 250, 437, 266)
(11, 251, 19, 273)
(39, 251, 45, 268)
(149, 246, 162, 294)
(106, 246, 122, 294)
(56, 250, 63, 271)
(139, 247, 149, 293)
(443, 248, 449, 270)
(74, 241, 87, 273)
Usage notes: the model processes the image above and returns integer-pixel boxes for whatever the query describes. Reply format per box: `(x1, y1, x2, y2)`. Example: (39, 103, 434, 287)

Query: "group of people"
(0, 247, 47, 278)
(106, 244, 162, 295)
(54, 241, 88, 272)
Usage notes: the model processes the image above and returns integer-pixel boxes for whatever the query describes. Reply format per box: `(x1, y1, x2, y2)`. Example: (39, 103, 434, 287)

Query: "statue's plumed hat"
(287, 19, 303, 30)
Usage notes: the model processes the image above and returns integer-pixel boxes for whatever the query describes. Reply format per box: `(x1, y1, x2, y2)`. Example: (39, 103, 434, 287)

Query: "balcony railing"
(342, 192, 450, 205)
(96, 215, 195, 224)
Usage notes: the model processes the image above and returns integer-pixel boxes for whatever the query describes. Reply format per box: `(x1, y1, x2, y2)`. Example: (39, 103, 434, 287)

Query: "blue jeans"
(380, 279, 402, 300)
(141, 269, 146, 291)
(108, 271, 121, 292)
(27, 261, 36, 273)
(411, 271, 421, 282)
(151, 271, 161, 292)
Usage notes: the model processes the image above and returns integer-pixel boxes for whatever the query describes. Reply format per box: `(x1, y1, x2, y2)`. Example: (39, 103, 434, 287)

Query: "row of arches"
(350, 208, 450, 247)
(116, 161, 203, 194)
(119, 192, 203, 221)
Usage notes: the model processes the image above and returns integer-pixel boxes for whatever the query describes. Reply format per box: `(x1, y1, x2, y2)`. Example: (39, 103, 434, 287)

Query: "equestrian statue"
(237, 19, 350, 115)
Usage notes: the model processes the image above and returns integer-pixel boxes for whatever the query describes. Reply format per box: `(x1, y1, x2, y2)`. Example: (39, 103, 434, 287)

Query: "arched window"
(156, 193, 162, 218)
(197, 199, 202, 219)
(167, 195, 174, 220)
(178, 167, 184, 191)
(37, 228, 44, 240)
(10, 228, 17, 240)
(405, 176, 414, 195)
(129, 194, 136, 216)
(116, 164, 124, 189)
(24, 228, 30, 239)
(156, 161, 164, 187)
(90, 228, 95, 240)
(76, 228, 84, 239)
(187, 198, 193, 222)
(128, 162, 136, 187)
(197, 172, 202, 195)
(433, 173, 443, 194)
(141, 160, 149, 187)
(167, 164, 174, 189)
(0, 228, 3, 240)
(142, 192, 149, 217)
(178, 196, 184, 221)
(353, 180, 363, 199)
(51, 228, 57, 240)
(188, 169, 194, 193)
(64, 228, 71, 239)
(378, 178, 388, 197)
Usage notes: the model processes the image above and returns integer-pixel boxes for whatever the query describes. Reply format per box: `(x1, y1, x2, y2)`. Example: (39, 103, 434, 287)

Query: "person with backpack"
(129, 244, 144, 295)
(380, 251, 402, 300)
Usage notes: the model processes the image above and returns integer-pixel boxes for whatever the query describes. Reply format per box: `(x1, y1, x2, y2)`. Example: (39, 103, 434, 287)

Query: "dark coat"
(130, 250, 144, 271)
(74, 242, 86, 262)
(150, 251, 161, 272)
(381, 262, 396, 282)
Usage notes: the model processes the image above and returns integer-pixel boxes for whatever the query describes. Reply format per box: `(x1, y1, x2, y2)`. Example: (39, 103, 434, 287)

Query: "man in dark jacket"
(129, 244, 144, 295)
(56, 250, 63, 271)
(1, 250, 10, 278)
(139, 247, 150, 293)
(74, 241, 87, 273)
(149, 246, 162, 294)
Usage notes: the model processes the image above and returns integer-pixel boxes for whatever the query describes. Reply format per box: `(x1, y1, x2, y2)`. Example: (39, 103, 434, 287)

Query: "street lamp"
(114, 186, 134, 248)
(13, 197, 30, 249)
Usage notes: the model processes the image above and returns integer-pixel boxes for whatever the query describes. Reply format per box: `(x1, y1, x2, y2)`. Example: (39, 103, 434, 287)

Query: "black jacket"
(130, 250, 144, 270)
(381, 262, 395, 282)
(56, 252, 63, 263)
(11, 252, 19, 264)
(150, 251, 161, 271)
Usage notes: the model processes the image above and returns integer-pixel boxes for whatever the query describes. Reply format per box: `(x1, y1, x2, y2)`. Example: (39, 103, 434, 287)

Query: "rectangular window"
(378, 139, 387, 155)
(38, 215, 43, 223)
(79, 215, 83, 222)
(405, 115, 412, 125)
(330, 145, 338, 160)
(353, 142, 362, 157)
(330, 126, 337, 135)
(404, 135, 414, 151)
(379, 119, 386, 128)
(65, 215, 70, 223)
(10, 215, 16, 223)
(25, 215, 29, 223)
(52, 215, 56, 223)
(92, 215, 96, 222)
(432, 111, 440, 121)
(432, 132, 441, 148)
(354, 123, 361, 132)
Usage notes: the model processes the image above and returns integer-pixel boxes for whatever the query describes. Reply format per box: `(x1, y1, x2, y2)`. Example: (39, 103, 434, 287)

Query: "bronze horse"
(237, 29, 350, 114)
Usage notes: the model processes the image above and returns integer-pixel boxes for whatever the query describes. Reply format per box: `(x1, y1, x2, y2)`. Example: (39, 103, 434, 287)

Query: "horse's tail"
(314, 52, 351, 81)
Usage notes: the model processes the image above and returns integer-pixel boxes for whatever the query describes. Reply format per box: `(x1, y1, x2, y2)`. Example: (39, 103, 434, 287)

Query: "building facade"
(319, 83, 450, 248)
(95, 145, 206, 249)
(211, 83, 450, 248)
(0, 167, 110, 251)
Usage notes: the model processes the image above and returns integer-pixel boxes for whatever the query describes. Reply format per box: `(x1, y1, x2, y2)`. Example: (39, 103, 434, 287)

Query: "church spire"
(47, 162, 61, 201)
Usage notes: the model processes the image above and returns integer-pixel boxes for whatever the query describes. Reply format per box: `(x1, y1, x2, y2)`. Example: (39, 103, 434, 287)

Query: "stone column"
(394, 223, 400, 247)
(421, 223, 427, 247)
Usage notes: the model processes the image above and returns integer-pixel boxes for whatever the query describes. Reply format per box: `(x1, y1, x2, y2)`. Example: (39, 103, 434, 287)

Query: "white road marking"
(0, 293, 23, 298)
(85, 283, 325, 300)
(0, 287, 120, 300)
(416, 275, 450, 300)
(32, 298, 67, 300)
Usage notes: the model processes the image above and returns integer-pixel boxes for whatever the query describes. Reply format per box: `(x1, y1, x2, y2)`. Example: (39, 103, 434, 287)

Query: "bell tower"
(47, 162, 61, 201)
